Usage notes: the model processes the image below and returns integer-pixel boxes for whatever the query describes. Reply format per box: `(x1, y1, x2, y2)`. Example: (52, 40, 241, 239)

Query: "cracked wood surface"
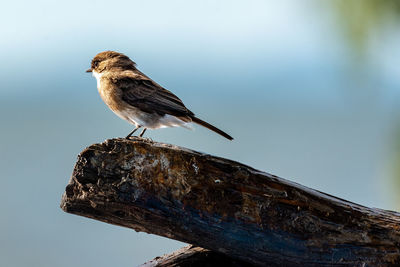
(139, 245, 254, 267)
(60, 138, 400, 266)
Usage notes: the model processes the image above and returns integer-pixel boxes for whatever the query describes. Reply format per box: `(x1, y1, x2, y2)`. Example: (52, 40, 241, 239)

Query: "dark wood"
(60, 138, 400, 266)
(139, 245, 255, 267)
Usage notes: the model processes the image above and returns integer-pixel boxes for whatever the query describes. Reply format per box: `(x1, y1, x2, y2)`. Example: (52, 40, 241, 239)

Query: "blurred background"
(1, 0, 400, 266)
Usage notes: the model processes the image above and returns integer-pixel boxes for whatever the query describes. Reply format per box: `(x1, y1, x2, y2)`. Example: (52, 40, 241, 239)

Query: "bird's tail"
(191, 117, 233, 140)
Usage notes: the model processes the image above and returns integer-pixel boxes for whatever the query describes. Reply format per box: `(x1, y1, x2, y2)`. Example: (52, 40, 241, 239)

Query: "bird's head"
(86, 51, 136, 74)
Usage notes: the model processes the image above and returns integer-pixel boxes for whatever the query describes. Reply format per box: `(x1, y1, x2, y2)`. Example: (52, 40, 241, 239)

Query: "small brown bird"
(86, 51, 233, 140)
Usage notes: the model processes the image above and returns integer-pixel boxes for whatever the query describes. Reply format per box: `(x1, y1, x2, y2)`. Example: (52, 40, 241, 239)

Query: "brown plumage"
(87, 51, 233, 140)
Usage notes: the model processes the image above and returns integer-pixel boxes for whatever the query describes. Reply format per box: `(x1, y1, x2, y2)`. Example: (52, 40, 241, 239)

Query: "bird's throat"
(92, 70, 104, 89)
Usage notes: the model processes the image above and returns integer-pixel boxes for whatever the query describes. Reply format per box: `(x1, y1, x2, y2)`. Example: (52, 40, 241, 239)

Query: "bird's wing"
(114, 75, 194, 118)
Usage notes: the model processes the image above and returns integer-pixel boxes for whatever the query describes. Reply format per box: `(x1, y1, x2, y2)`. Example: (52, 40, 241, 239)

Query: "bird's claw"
(140, 137, 153, 142)
(125, 135, 153, 142)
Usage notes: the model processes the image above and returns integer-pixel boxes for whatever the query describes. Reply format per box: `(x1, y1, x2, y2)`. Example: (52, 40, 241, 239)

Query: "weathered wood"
(139, 245, 254, 267)
(61, 138, 400, 266)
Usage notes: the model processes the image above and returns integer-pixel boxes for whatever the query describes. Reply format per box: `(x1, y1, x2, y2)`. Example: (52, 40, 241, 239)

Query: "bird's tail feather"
(191, 117, 233, 140)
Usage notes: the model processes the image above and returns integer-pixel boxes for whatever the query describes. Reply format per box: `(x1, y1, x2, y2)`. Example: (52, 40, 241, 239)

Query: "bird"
(86, 51, 233, 140)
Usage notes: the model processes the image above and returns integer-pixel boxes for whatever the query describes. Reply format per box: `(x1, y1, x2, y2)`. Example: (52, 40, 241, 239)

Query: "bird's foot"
(125, 135, 153, 142)
(141, 137, 153, 142)
(125, 135, 140, 140)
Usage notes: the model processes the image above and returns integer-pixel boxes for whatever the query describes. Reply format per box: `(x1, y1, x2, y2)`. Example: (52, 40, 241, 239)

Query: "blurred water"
(1, 1, 400, 266)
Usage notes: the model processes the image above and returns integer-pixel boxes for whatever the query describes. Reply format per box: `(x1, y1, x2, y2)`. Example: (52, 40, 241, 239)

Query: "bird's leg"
(126, 125, 141, 139)
(139, 128, 147, 137)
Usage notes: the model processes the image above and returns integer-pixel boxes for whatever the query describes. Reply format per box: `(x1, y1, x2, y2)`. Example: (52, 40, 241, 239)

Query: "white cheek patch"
(92, 70, 104, 88)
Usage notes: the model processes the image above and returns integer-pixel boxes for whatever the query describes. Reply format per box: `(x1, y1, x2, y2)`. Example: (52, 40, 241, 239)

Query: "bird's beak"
(86, 68, 92, 73)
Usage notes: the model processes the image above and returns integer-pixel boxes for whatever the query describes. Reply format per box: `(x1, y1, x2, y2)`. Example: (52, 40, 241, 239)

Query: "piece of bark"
(61, 138, 400, 266)
(139, 245, 254, 267)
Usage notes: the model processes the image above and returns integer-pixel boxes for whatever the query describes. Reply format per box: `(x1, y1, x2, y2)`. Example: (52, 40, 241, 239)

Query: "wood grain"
(61, 138, 400, 266)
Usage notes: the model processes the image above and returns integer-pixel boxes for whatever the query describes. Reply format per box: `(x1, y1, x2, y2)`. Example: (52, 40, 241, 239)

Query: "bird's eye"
(93, 60, 99, 67)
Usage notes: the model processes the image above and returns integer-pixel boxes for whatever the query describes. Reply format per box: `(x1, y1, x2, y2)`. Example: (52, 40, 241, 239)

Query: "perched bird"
(86, 51, 233, 140)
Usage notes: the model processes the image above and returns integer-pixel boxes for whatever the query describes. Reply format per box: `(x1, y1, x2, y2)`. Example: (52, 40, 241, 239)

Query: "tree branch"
(60, 138, 400, 266)
(138, 245, 254, 267)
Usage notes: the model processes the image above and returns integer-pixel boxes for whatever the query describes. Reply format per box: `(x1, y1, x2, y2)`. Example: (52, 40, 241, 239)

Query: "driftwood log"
(60, 138, 400, 266)
(139, 245, 254, 267)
